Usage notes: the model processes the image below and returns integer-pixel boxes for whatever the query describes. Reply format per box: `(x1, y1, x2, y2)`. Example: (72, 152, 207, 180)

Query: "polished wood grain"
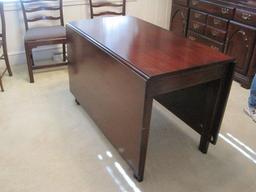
(69, 16, 232, 79)
(171, 0, 256, 88)
(67, 16, 235, 182)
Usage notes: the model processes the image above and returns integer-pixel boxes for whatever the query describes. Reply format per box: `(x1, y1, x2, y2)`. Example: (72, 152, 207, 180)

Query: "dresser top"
(67, 16, 233, 79)
(226, 0, 256, 7)
(211, 0, 256, 10)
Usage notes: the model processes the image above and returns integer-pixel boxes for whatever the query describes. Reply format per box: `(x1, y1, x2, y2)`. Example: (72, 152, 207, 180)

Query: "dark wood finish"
(170, 4, 189, 36)
(21, 0, 65, 30)
(170, 0, 256, 88)
(234, 9, 256, 27)
(190, 9, 207, 23)
(189, 20, 206, 34)
(174, 0, 189, 6)
(225, 21, 256, 85)
(190, 0, 235, 19)
(188, 30, 224, 51)
(0, 2, 12, 92)
(20, 0, 67, 83)
(67, 16, 235, 182)
(205, 26, 226, 42)
(89, 0, 126, 18)
(207, 15, 228, 31)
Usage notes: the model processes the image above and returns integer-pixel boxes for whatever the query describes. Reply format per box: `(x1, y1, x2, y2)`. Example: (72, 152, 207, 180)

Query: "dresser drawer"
(173, 0, 189, 6)
(190, 9, 207, 23)
(187, 31, 224, 52)
(207, 15, 228, 31)
(205, 26, 226, 42)
(234, 9, 256, 27)
(190, 0, 234, 19)
(189, 20, 206, 34)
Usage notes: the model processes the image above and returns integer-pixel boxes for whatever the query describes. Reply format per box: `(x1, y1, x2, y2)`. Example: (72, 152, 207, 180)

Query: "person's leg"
(249, 75, 256, 109)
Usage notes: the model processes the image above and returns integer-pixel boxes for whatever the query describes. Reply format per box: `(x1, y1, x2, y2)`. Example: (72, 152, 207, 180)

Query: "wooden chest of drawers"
(170, 0, 256, 88)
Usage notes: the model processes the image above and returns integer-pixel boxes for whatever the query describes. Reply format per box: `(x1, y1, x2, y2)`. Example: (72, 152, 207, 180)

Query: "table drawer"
(173, 0, 189, 6)
(234, 9, 256, 27)
(189, 20, 206, 34)
(205, 26, 226, 42)
(187, 31, 224, 52)
(190, 9, 207, 23)
(190, 0, 234, 19)
(207, 15, 228, 31)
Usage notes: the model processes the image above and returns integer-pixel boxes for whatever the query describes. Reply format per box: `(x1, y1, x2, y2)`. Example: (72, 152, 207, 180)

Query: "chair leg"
(2, 40, 12, 76)
(24, 43, 34, 83)
(0, 78, 3, 92)
(62, 43, 66, 62)
(31, 53, 35, 66)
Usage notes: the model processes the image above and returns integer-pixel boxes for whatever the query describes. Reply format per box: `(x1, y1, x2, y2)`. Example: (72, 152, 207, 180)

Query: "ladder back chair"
(89, 0, 126, 18)
(0, 2, 12, 92)
(20, 0, 67, 83)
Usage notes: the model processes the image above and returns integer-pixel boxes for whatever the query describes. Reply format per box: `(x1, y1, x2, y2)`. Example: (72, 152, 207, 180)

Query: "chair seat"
(25, 26, 66, 41)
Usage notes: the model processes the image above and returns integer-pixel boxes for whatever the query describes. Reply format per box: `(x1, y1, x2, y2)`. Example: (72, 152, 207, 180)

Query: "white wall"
(3, 0, 172, 65)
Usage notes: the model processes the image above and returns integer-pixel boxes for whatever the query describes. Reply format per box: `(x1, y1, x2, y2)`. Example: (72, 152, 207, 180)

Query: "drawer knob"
(210, 45, 219, 50)
(189, 36, 196, 41)
(238, 30, 248, 41)
(241, 12, 251, 21)
(194, 13, 201, 19)
(221, 8, 230, 15)
(191, 0, 199, 6)
(193, 23, 200, 29)
(238, 30, 246, 37)
(211, 30, 219, 37)
(213, 18, 221, 25)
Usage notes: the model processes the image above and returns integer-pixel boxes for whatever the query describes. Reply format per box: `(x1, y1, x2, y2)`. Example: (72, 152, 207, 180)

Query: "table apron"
(147, 63, 227, 97)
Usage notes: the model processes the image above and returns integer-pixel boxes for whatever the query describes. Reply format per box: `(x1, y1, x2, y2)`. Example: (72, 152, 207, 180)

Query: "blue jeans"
(249, 75, 256, 108)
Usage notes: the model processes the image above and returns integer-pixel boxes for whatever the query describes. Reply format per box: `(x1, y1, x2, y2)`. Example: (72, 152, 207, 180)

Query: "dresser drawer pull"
(211, 30, 219, 37)
(238, 30, 246, 38)
(221, 8, 230, 15)
(191, 0, 199, 6)
(194, 13, 201, 19)
(189, 36, 196, 41)
(193, 23, 200, 29)
(210, 45, 219, 50)
(241, 12, 252, 21)
(213, 18, 221, 25)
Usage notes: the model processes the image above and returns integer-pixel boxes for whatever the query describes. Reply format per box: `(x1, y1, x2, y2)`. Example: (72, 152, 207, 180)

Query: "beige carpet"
(0, 64, 255, 192)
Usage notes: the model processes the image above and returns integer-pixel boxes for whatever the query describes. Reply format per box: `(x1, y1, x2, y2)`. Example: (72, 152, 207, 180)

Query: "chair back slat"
(20, 0, 64, 30)
(22, 0, 59, 3)
(25, 6, 60, 13)
(27, 15, 61, 22)
(92, 2, 123, 8)
(93, 11, 123, 17)
(89, 0, 126, 18)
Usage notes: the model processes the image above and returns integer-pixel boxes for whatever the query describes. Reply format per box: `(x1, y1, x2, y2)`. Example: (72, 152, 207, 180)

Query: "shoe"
(244, 107, 256, 122)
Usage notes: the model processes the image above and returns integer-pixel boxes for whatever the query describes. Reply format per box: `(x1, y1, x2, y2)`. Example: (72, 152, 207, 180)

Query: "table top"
(68, 16, 234, 79)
